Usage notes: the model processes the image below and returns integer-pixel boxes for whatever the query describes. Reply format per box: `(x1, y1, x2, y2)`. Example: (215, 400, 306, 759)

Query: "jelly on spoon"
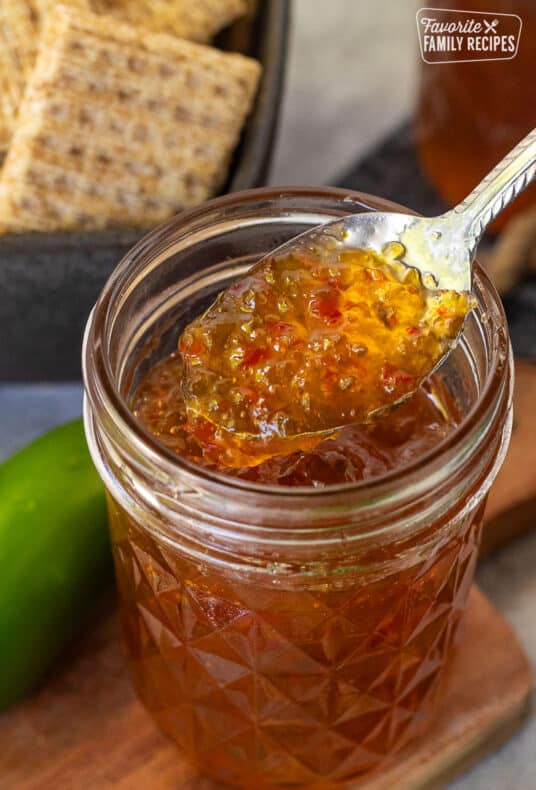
(179, 129, 536, 466)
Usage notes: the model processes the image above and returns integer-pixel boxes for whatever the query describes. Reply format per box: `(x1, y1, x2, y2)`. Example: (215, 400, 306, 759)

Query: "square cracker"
(0, 5, 261, 232)
(0, 1, 39, 151)
(0, 0, 247, 153)
(0, 0, 89, 151)
(91, 0, 249, 44)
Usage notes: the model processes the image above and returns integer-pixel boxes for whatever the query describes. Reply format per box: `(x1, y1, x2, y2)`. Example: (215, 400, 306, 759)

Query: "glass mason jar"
(83, 188, 513, 788)
(414, 0, 536, 231)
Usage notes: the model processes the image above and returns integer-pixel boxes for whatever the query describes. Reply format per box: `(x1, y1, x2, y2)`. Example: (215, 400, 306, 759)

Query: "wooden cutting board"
(0, 588, 531, 790)
(0, 359, 534, 789)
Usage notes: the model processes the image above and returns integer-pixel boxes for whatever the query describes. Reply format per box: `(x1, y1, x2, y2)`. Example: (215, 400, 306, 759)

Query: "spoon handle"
(452, 127, 536, 252)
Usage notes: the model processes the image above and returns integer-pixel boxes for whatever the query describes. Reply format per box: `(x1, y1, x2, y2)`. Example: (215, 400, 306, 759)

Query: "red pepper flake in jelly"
(178, 247, 472, 467)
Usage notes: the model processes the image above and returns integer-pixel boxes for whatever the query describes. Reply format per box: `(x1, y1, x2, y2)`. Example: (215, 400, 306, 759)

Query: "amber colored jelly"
(106, 353, 485, 787)
(178, 246, 471, 467)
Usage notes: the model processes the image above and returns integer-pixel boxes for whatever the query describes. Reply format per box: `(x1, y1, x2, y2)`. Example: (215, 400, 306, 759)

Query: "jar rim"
(83, 186, 511, 510)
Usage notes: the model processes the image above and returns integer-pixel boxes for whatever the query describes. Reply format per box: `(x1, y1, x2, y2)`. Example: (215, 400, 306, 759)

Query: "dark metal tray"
(0, 0, 289, 381)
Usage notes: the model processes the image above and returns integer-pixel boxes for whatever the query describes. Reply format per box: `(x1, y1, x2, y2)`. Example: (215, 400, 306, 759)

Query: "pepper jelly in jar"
(83, 188, 512, 787)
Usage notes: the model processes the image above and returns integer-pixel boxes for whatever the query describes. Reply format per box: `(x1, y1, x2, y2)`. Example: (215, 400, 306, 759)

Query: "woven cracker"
(0, 0, 89, 151)
(0, 1, 39, 151)
(90, 0, 248, 44)
(0, 0, 245, 152)
(31, 0, 88, 12)
(0, 5, 261, 232)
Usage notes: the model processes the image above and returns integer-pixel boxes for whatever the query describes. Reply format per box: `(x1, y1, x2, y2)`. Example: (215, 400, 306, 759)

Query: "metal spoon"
(181, 130, 536, 457)
(293, 127, 536, 294)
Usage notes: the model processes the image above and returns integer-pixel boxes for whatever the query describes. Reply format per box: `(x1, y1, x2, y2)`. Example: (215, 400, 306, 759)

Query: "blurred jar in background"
(415, 0, 535, 231)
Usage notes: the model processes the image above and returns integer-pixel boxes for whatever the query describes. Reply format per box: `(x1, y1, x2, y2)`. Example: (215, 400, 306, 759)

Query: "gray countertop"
(1, 2, 534, 788)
